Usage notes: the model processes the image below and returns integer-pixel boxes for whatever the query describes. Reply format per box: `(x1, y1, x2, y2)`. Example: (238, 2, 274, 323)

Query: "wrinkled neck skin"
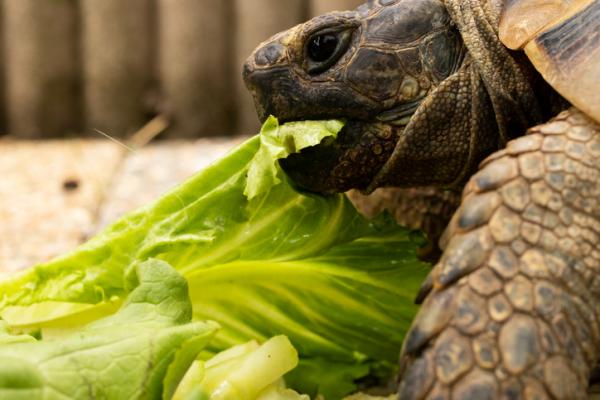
(372, 0, 566, 192)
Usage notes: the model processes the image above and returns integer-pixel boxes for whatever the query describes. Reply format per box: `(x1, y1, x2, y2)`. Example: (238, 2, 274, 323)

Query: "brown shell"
(499, 0, 600, 123)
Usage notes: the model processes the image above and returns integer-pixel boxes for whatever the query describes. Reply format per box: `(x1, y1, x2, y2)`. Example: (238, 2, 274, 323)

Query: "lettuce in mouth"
(245, 116, 344, 199)
(0, 117, 429, 399)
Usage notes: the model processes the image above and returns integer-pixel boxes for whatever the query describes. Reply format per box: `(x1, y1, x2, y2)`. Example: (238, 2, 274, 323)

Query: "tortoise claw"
(402, 287, 457, 355)
(415, 273, 434, 305)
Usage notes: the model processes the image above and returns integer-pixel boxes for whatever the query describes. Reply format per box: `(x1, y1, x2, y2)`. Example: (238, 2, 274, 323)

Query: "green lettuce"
(0, 259, 218, 400)
(0, 118, 429, 399)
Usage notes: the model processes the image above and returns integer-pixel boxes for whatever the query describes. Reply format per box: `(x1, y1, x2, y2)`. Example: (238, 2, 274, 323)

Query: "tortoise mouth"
(279, 119, 403, 194)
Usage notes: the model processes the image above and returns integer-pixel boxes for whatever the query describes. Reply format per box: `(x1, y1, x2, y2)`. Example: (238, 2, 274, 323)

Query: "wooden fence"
(0, 0, 364, 139)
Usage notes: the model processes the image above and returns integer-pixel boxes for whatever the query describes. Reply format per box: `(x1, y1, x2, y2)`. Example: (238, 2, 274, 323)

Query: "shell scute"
(501, 0, 600, 123)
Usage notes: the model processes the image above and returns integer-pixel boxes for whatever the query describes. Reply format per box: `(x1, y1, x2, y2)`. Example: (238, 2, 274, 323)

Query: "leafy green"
(0, 119, 429, 399)
(0, 259, 218, 400)
(186, 228, 425, 382)
(285, 359, 370, 400)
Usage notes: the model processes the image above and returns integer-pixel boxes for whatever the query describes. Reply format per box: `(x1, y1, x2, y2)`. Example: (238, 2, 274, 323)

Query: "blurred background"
(0, 0, 365, 272)
(0, 0, 364, 139)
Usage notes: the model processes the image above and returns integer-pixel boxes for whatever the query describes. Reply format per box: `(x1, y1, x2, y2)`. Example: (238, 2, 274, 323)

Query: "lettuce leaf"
(0, 259, 218, 400)
(285, 359, 370, 400)
(0, 119, 429, 399)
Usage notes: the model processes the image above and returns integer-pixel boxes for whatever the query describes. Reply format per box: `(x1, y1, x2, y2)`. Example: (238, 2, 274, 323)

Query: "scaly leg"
(398, 108, 600, 400)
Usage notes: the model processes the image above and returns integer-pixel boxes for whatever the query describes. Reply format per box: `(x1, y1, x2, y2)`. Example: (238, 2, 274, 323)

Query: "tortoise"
(242, 0, 600, 398)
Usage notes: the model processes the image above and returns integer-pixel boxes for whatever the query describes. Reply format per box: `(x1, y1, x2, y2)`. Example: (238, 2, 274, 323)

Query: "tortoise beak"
(243, 65, 301, 123)
(242, 29, 301, 122)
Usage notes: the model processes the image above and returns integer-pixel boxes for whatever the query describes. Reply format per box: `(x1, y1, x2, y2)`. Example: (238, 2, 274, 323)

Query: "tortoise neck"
(372, 0, 566, 191)
(444, 0, 545, 144)
(488, 0, 505, 26)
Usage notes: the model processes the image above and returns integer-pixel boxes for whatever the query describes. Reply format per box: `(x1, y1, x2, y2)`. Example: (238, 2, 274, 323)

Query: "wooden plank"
(3, 0, 80, 138)
(233, 0, 308, 135)
(97, 138, 245, 227)
(0, 4, 5, 136)
(0, 140, 123, 273)
(158, 0, 234, 138)
(310, 0, 364, 16)
(80, 0, 153, 137)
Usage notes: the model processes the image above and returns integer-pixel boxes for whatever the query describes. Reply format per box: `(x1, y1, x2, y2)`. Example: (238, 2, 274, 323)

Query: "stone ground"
(0, 137, 244, 275)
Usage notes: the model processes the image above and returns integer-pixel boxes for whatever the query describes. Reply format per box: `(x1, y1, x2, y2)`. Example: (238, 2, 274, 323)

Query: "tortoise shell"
(499, 0, 600, 122)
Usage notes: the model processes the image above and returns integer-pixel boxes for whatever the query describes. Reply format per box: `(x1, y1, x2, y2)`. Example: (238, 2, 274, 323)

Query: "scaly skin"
(398, 108, 600, 399)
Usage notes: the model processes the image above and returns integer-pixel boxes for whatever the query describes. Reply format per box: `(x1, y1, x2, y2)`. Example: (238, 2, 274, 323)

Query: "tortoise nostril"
(242, 61, 253, 80)
(255, 42, 285, 66)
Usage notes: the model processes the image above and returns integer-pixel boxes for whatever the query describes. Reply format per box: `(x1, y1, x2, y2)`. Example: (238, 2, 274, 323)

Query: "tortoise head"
(243, 0, 470, 193)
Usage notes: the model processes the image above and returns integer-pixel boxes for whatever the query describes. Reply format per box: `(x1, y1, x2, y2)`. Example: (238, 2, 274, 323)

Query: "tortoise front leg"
(398, 108, 600, 400)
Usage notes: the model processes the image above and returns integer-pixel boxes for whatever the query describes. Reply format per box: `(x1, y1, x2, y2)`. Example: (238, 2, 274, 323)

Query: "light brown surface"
(0, 5, 4, 134)
(0, 140, 123, 273)
(0, 0, 364, 138)
(80, 0, 154, 136)
(157, 0, 234, 138)
(0, 137, 244, 275)
(3, 0, 80, 137)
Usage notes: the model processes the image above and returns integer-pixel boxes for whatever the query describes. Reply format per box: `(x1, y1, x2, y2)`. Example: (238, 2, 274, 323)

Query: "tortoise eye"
(305, 28, 354, 75)
(307, 34, 338, 62)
